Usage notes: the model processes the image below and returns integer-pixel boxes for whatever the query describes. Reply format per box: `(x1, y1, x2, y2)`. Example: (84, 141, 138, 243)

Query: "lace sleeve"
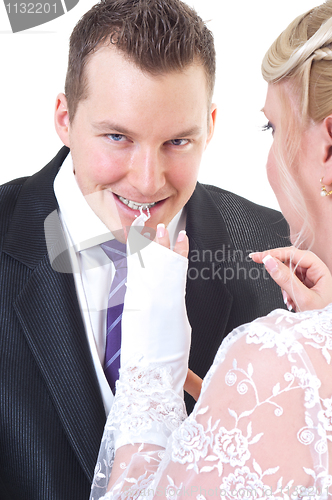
(92, 305, 332, 500)
(90, 362, 187, 499)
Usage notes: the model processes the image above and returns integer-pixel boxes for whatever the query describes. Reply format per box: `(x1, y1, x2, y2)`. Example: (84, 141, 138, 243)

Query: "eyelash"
(106, 135, 190, 146)
(262, 122, 274, 133)
(169, 139, 190, 146)
(108, 134, 126, 142)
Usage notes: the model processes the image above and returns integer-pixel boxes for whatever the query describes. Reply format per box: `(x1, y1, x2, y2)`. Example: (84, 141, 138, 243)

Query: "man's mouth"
(117, 195, 158, 211)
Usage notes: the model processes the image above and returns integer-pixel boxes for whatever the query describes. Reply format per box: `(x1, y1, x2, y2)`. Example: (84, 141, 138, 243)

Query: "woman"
(91, 1, 332, 498)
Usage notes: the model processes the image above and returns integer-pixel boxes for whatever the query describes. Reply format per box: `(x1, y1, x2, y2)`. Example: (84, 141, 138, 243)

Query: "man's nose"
(129, 148, 166, 196)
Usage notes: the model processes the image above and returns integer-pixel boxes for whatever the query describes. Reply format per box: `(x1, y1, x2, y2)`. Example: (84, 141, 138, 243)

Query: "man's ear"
(205, 103, 217, 149)
(321, 115, 332, 186)
(54, 93, 70, 147)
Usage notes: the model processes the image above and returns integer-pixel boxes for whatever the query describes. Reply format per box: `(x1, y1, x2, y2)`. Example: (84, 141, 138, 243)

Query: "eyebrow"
(92, 120, 203, 138)
(92, 121, 134, 136)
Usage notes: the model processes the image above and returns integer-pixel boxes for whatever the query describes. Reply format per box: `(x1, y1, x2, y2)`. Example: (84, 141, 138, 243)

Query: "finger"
(262, 254, 314, 310)
(282, 289, 296, 311)
(251, 247, 323, 271)
(156, 223, 170, 249)
(173, 230, 189, 259)
(250, 246, 295, 264)
(294, 266, 315, 288)
(282, 289, 289, 308)
(252, 247, 331, 292)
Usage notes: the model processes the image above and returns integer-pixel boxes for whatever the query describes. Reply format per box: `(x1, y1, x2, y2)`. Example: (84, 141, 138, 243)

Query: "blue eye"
(170, 139, 189, 146)
(108, 134, 125, 142)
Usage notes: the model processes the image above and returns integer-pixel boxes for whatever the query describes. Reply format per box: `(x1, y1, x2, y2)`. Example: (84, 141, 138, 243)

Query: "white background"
(0, 0, 322, 210)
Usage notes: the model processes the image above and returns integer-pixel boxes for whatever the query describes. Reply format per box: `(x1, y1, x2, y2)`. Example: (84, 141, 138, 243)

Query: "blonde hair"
(261, 0, 332, 249)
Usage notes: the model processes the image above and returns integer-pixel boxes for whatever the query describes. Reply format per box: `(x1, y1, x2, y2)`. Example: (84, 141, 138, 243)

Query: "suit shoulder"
(0, 176, 28, 207)
(1, 176, 29, 188)
(201, 183, 289, 249)
(203, 183, 285, 222)
(0, 177, 28, 247)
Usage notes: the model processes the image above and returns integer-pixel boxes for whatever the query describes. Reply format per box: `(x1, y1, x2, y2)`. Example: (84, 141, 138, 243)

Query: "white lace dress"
(91, 305, 332, 499)
(90, 233, 332, 499)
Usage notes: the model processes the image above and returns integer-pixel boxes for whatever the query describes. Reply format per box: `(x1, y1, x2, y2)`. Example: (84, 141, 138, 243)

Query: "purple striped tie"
(100, 240, 127, 393)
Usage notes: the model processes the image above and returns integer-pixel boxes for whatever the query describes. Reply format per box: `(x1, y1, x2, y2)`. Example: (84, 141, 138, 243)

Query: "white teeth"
(118, 196, 157, 211)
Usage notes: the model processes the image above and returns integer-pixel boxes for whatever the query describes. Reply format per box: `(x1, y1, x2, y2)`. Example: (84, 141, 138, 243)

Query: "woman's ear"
(54, 93, 70, 147)
(320, 115, 332, 185)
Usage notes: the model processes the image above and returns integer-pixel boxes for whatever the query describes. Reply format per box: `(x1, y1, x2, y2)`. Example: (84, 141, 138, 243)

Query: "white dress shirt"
(53, 153, 186, 414)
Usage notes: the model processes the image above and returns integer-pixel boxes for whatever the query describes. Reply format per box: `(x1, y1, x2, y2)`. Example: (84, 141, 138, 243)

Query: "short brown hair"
(65, 0, 216, 121)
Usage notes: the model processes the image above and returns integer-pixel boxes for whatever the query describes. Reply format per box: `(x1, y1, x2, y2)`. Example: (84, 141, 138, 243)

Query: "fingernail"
(157, 223, 165, 238)
(248, 252, 257, 258)
(282, 290, 288, 305)
(177, 230, 186, 243)
(288, 304, 293, 312)
(262, 255, 278, 272)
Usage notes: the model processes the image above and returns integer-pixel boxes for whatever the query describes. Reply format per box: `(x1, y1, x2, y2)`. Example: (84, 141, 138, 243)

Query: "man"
(0, 0, 289, 499)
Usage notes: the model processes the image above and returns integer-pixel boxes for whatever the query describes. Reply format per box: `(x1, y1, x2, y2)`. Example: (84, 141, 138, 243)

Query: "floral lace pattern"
(110, 364, 186, 442)
(90, 305, 332, 500)
(91, 363, 186, 499)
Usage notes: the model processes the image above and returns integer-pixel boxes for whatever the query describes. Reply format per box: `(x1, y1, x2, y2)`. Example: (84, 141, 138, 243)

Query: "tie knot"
(101, 240, 126, 267)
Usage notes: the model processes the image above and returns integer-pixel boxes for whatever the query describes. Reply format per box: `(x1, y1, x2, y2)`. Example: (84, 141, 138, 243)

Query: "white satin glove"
(110, 225, 191, 450)
(121, 226, 191, 397)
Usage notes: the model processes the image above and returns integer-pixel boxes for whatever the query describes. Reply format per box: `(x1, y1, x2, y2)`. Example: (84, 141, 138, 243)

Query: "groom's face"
(55, 46, 217, 234)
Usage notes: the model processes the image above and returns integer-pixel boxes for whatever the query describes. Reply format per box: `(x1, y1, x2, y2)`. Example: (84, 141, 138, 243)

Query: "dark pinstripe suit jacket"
(0, 147, 289, 499)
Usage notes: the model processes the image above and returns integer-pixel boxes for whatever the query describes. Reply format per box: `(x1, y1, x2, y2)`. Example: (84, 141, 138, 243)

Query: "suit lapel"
(185, 183, 234, 377)
(3, 147, 105, 481)
(14, 259, 105, 480)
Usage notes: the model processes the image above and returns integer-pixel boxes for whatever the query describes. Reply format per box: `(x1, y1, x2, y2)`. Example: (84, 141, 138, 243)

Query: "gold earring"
(320, 177, 332, 197)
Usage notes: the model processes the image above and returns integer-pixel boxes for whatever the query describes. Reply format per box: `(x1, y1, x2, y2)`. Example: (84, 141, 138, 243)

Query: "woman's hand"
(250, 246, 332, 312)
(156, 226, 203, 401)
(156, 223, 189, 258)
(122, 222, 191, 396)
